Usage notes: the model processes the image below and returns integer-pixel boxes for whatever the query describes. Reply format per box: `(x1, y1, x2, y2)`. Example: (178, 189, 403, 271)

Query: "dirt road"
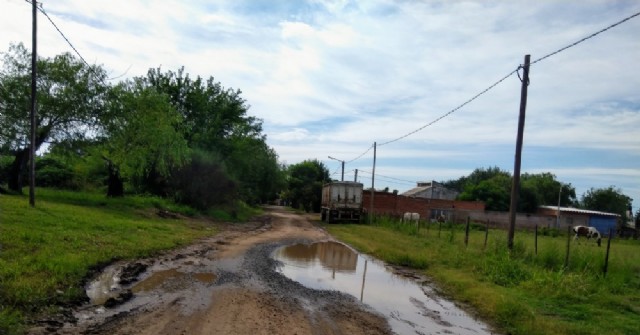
(32, 206, 392, 335)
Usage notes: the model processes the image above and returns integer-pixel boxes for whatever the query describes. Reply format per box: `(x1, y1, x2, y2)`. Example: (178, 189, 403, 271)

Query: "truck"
(321, 181, 364, 223)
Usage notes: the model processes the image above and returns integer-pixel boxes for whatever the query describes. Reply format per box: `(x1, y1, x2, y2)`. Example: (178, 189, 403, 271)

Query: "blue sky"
(1, 0, 639, 210)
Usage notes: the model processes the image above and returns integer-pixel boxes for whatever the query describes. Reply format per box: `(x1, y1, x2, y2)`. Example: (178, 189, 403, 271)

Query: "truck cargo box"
(321, 182, 363, 223)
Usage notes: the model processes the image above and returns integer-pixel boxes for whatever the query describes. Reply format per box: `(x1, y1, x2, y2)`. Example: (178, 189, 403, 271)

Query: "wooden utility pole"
(507, 55, 530, 250)
(369, 142, 376, 225)
(29, 0, 38, 207)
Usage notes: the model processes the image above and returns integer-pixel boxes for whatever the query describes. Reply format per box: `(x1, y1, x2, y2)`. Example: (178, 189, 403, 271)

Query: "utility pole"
(354, 169, 358, 182)
(328, 156, 345, 181)
(29, 0, 38, 207)
(508, 54, 530, 250)
(556, 184, 563, 229)
(369, 142, 376, 225)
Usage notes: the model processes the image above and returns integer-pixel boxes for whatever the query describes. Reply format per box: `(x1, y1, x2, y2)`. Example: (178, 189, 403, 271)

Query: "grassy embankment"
(0, 188, 259, 335)
(326, 218, 640, 335)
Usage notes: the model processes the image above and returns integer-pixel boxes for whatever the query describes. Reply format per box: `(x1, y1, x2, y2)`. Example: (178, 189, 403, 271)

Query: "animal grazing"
(573, 225, 602, 247)
(402, 212, 420, 225)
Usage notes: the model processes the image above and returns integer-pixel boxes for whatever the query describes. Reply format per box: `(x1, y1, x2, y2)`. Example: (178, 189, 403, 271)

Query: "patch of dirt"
(30, 206, 392, 335)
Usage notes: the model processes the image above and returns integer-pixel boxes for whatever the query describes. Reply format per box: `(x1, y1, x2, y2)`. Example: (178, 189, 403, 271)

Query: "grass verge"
(325, 218, 640, 335)
(0, 188, 245, 335)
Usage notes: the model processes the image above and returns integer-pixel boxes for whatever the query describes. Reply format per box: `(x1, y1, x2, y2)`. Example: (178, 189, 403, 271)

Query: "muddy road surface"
(30, 207, 392, 335)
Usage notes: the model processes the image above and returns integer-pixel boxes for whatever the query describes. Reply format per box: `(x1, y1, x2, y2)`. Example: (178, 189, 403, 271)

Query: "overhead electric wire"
(361, 10, 640, 151)
(345, 144, 374, 164)
(358, 169, 416, 185)
(530, 10, 640, 66)
(24, 0, 123, 83)
(377, 67, 520, 147)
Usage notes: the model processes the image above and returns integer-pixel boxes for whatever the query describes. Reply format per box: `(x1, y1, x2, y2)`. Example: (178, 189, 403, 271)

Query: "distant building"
(537, 206, 620, 237)
(402, 181, 459, 200)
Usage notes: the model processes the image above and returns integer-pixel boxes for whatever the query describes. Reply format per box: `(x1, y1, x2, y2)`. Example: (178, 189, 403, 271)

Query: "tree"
(458, 174, 512, 211)
(0, 43, 107, 192)
(286, 160, 329, 212)
(581, 186, 633, 223)
(442, 166, 510, 192)
(142, 67, 283, 203)
(98, 81, 189, 196)
(521, 172, 577, 207)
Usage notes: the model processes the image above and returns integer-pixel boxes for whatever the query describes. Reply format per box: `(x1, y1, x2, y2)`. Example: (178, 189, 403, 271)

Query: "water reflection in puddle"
(273, 241, 495, 335)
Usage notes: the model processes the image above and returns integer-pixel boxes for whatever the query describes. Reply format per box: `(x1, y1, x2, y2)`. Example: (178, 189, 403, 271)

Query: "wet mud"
(28, 207, 497, 335)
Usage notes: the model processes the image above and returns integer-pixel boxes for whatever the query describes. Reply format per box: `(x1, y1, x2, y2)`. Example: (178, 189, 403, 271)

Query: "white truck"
(321, 181, 364, 223)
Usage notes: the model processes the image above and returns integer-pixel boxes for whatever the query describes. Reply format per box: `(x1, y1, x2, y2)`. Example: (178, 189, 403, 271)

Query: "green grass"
(0, 189, 228, 335)
(325, 217, 640, 335)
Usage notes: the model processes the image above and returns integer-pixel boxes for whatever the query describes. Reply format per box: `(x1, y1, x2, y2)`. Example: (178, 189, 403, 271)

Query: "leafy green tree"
(0, 43, 107, 192)
(142, 67, 283, 203)
(521, 172, 577, 207)
(286, 159, 329, 212)
(99, 81, 189, 196)
(442, 166, 510, 192)
(581, 186, 633, 223)
(458, 174, 511, 211)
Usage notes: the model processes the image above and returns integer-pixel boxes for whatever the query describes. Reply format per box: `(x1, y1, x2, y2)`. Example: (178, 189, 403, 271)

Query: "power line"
(530, 10, 640, 66)
(345, 144, 374, 164)
(24, 0, 110, 84)
(358, 169, 416, 185)
(368, 10, 640, 149)
(377, 67, 519, 147)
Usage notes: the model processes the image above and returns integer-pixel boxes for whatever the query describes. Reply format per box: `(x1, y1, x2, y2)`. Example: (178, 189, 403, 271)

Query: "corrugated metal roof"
(402, 186, 429, 197)
(539, 206, 620, 217)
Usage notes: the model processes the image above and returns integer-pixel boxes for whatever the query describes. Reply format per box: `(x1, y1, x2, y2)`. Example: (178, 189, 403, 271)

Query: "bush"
(171, 151, 237, 210)
(35, 156, 75, 189)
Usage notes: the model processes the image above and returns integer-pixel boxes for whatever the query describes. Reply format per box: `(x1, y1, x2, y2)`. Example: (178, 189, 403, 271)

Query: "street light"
(328, 156, 345, 181)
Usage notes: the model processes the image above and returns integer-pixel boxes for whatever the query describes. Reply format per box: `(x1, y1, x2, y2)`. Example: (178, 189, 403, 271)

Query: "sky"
(1, 0, 639, 211)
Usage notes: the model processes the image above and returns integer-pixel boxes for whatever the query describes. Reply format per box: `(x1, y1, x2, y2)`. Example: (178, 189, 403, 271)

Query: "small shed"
(537, 206, 620, 237)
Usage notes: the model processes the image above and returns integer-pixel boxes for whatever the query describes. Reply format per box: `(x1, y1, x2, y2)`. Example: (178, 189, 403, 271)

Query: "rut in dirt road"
(31, 207, 392, 335)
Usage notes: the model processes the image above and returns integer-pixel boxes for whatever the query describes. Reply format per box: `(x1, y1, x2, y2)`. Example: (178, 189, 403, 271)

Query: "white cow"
(402, 212, 420, 225)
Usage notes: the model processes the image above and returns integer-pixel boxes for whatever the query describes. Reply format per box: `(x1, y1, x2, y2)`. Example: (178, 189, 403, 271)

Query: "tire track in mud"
(30, 207, 392, 335)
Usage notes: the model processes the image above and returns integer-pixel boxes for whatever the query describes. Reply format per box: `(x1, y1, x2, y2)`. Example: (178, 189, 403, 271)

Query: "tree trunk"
(8, 149, 29, 193)
(106, 162, 124, 197)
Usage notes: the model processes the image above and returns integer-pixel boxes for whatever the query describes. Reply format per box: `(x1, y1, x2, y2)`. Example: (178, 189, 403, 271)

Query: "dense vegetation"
(327, 218, 640, 335)
(442, 167, 633, 223)
(0, 43, 285, 208)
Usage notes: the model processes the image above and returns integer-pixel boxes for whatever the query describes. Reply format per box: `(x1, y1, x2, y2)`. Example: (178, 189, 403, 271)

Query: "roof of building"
(538, 206, 621, 217)
(402, 186, 430, 197)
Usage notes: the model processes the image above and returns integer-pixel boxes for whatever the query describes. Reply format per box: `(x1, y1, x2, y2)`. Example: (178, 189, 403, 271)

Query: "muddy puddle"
(273, 241, 495, 335)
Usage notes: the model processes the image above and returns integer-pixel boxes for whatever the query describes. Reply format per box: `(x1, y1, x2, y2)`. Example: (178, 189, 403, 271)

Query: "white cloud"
(2, 0, 639, 208)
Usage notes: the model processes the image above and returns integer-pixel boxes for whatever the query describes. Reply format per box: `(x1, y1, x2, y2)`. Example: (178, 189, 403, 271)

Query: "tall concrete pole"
(508, 55, 530, 250)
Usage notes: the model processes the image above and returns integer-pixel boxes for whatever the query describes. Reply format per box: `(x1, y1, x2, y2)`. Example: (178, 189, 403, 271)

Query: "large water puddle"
(273, 241, 495, 335)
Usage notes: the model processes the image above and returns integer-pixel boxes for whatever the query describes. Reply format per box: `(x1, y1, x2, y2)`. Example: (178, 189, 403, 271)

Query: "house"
(402, 181, 458, 200)
(537, 206, 620, 237)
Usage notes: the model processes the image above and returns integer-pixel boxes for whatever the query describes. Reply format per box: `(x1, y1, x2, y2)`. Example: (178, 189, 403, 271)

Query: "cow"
(573, 225, 602, 247)
(402, 212, 420, 225)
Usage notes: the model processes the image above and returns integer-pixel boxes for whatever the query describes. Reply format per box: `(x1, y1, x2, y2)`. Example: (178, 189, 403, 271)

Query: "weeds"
(326, 218, 640, 335)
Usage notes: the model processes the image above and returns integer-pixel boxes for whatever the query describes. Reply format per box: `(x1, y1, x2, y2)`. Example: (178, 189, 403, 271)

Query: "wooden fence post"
(564, 225, 571, 270)
(465, 217, 470, 247)
(535, 225, 538, 256)
(484, 221, 489, 250)
(603, 228, 613, 277)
